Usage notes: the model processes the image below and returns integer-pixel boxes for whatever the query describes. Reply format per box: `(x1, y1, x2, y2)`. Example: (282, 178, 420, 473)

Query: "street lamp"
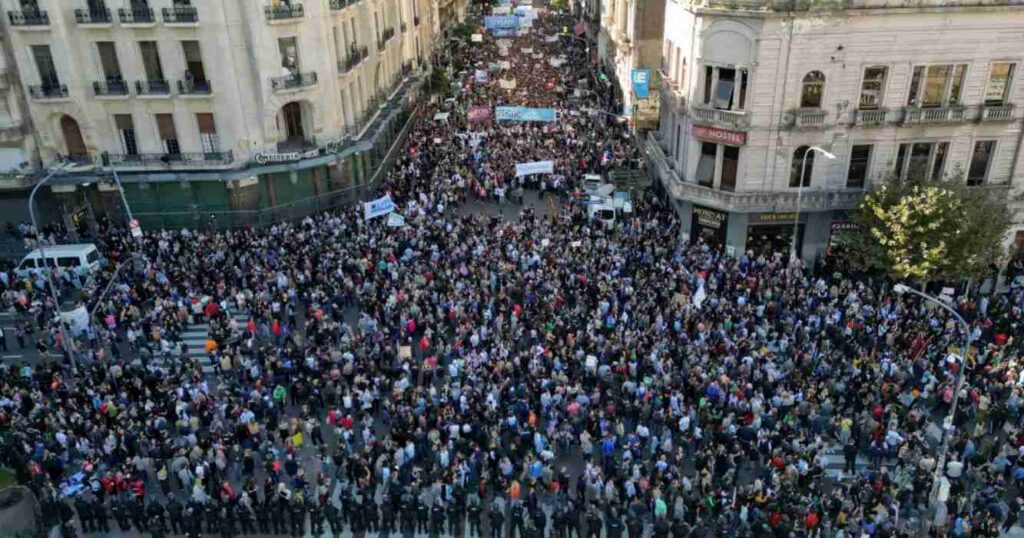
(791, 146, 835, 262)
(893, 283, 971, 536)
(27, 162, 76, 369)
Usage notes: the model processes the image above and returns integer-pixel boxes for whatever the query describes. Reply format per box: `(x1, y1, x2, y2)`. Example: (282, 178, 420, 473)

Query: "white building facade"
(597, 0, 664, 129)
(1, 0, 439, 228)
(649, 0, 1024, 261)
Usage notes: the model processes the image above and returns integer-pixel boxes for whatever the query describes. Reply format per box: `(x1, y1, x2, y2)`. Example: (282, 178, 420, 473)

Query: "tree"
(841, 172, 1011, 284)
(550, 0, 567, 10)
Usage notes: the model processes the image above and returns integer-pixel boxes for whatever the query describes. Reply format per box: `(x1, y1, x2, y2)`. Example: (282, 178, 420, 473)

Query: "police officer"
(627, 512, 643, 538)
(308, 500, 324, 536)
(238, 504, 255, 535)
(271, 498, 287, 534)
(166, 497, 183, 535)
(449, 500, 465, 537)
(585, 506, 603, 538)
(73, 496, 92, 533)
(92, 498, 110, 533)
(362, 496, 379, 533)
(400, 502, 416, 538)
(111, 499, 130, 532)
(256, 499, 271, 534)
(149, 503, 168, 538)
(532, 506, 547, 538)
(326, 502, 343, 536)
(488, 501, 504, 538)
(429, 501, 445, 538)
(131, 497, 148, 533)
(467, 499, 482, 537)
(290, 498, 306, 536)
(416, 498, 430, 535)
(220, 502, 236, 538)
(379, 496, 395, 538)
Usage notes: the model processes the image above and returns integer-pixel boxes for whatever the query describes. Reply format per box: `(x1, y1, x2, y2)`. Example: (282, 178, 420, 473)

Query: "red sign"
(693, 125, 746, 146)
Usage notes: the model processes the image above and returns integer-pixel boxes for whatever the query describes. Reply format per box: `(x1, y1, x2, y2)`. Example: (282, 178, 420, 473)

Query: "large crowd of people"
(1, 4, 1024, 538)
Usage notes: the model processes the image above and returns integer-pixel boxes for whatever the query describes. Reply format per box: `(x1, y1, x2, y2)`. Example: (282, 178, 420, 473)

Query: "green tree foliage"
(842, 173, 1011, 283)
(550, 0, 567, 10)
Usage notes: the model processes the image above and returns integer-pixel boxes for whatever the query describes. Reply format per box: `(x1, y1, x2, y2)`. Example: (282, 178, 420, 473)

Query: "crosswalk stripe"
(143, 306, 252, 375)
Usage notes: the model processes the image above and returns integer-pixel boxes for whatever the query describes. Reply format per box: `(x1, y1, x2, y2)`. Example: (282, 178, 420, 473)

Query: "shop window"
(985, 63, 1015, 106)
(859, 66, 887, 110)
(907, 64, 967, 107)
(696, 142, 716, 188)
(789, 146, 814, 188)
(846, 144, 871, 189)
(800, 71, 825, 108)
(894, 141, 949, 182)
(966, 140, 995, 186)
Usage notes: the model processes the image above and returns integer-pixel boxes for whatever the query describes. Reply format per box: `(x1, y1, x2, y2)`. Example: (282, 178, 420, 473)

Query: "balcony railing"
(28, 84, 67, 100)
(690, 105, 749, 129)
(980, 104, 1014, 122)
(271, 71, 318, 91)
(902, 105, 967, 125)
(646, 132, 861, 214)
(104, 151, 234, 167)
(383, 27, 396, 41)
(93, 79, 129, 96)
(7, 10, 49, 26)
(852, 108, 887, 127)
(74, 8, 112, 24)
(135, 79, 171, 95)
(339, 46, 369, 72)
(118, 7, 155, 24)
(329, 0, 358, 9)
(265, 3, 304, 20)
(178, 79, 212, 95)
(162, 6, 198, 23)
(786, 108, 827, 129)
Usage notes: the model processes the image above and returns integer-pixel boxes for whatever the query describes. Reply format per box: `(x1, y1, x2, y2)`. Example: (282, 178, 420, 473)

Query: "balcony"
(690, 105, 749, 129)
(784, 108, 827, 130)
(104, 151, 234, 168)
(7, 10, 49, 27)
(271, 71, 317, 92)
(265, 3, 304, 21)
(93, 79, 129, 97)
(400, 22, 407, 33)
(902, 105, 967, 125)
(339, 46, 368, 73)
(135, 79, 171, 96)
(414, 15, 420, 26)
(646, 132, 861, 214)
(178, 78, 212, 96)
(28, 84, 68, 100)
(383, 27, 396, 42)
(852, 108, 887, 127)
(74, 8, 112, 25)
(118, 7, 156, 25)
(980, 104, 1014, 123)
(329, 0, 358, 9)
(657, 71, 685, 113)
(162, 6, 198, 24)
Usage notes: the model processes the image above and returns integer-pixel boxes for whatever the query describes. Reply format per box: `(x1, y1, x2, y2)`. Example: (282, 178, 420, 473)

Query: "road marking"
(3, 354, 23, 359)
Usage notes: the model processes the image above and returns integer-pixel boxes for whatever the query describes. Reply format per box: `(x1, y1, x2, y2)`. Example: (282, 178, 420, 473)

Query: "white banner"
(364, 194, 396, 220)
(499, 79, 517, 90)
(471, 33, 483, 42)
(515, 160, 554, 177)
(386, 213, 406, 227)
(61, 306, 90, 336)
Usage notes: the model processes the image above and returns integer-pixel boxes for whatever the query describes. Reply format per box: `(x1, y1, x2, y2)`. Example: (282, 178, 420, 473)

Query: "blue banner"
(631, 68, 651, 99)
(515, 160, 555, 177)
(485, 15, 520, 30)
(492, 28, 518, 37)
(364, 194, 395, 220)
(495, 106, 557, 122)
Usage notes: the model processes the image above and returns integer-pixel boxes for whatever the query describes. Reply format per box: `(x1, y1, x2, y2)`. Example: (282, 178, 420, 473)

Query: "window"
(907, 64, 967, 107)
(96, 42, 122, 81)
(703, 65, 747, 111)
(0, 96, 11, 123)
(279, 37, 299, 77)
(967, 141, 995, 186)
(114, 114, 137, 155)
(789, 146, 814, 188)
(800, 71, 825, 108)
(985, 63, 1015, 106)
(31, 45, 58, 86)
(894, 141, 949, 182)
(138, 41, 164, 81)
(196, 113, 219, 154)
(156, 114, 179, 155)
(846, 145, 872, 189)
(721, 146, 739, 192)
(859, 66, 887, 110)
(696, 142, 716, 188)
(181, 41, 206, 83)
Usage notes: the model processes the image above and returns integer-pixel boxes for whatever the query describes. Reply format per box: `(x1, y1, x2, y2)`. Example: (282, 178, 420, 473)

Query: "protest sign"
(515, 160, 555, 176)
(496, 106, 556, 122)
(485, 15, 519, 30)
(467, 106, 492, 123)
(499, 79, 517, 90)
(386, 213, 406, 228)
(471, 33, 483, 42)
(364, 194, 395, 220)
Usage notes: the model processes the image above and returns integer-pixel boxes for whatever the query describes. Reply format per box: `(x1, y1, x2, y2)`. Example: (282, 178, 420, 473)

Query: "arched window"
(789, 146, 814, 187)
(800, 71, 825, 108)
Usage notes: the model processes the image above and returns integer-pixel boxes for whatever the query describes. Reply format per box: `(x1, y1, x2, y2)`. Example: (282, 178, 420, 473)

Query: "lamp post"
(791, 146, 835, 262)
(27, 162, 76, 369)
(893, 283, 971, 536)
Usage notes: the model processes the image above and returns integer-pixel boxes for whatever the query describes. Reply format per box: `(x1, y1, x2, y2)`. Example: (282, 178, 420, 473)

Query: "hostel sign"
(693, 125, 747, 146)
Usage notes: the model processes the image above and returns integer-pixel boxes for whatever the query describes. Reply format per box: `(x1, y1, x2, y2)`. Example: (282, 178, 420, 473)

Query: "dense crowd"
(1, 4, 1024, 538)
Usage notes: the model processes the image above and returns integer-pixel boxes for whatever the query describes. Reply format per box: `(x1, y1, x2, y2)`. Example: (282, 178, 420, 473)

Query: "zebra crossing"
(817, 445, 898, 480)
(145, 308, 251, 375)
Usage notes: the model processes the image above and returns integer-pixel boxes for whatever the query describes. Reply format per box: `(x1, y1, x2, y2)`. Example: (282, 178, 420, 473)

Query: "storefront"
(745, 211, 804, 258)
(691, 204, 728, 249)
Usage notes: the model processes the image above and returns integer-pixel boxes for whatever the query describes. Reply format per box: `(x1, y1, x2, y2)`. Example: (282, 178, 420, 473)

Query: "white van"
(587, 198, 618, 228)
(18, 244, 101, 275)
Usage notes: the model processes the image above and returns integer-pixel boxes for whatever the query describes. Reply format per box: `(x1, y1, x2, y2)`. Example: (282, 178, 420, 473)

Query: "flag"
(693, 285, 706, 310)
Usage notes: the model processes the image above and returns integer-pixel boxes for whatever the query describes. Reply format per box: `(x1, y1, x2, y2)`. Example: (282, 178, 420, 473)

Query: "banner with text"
(499, 79, 517, 90)
(467, 106, 492, 123)
(364, 194, 396, 220)
(515, 160, 555, 176)
(495, 106, 556, 122)
(485, 15, 520, 30)
(492, 28, 518, 38)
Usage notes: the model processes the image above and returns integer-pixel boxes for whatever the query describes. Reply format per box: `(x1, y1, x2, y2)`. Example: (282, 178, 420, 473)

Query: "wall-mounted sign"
(254, 149, 319, 165)
(750, 212, 798, 224)
(691, 205, 728, 248)
(693, 125, 747, 146)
